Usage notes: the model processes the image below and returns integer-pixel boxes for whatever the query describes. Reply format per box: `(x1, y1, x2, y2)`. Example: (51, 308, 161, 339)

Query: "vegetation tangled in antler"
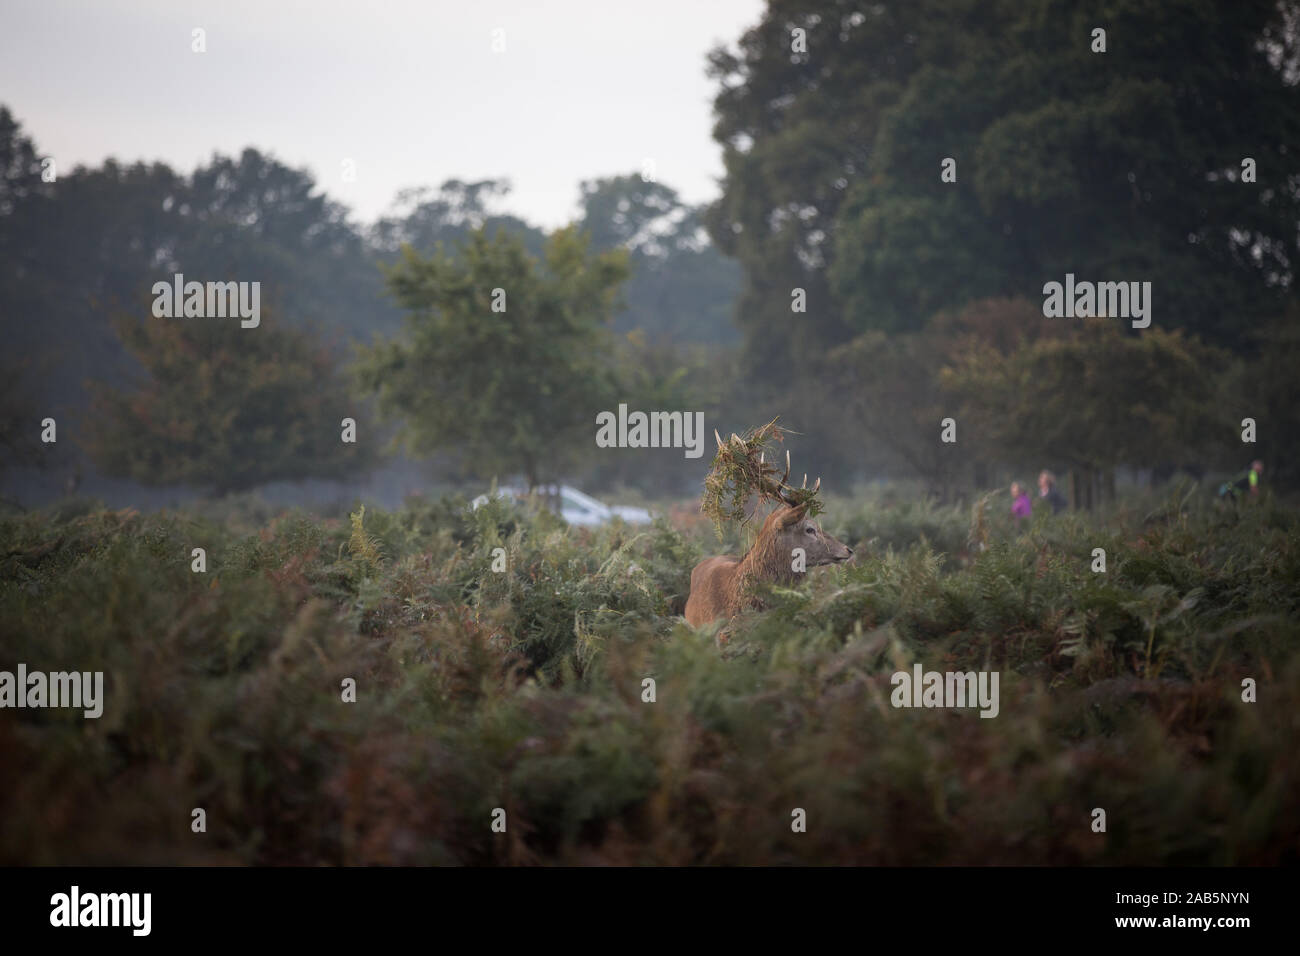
(701, 418, 824, 538)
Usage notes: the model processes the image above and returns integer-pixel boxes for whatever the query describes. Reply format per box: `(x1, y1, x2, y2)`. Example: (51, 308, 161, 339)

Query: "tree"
(578, 174, 741, 347)
(830, 0, 1300, 350)
(82, 313, 374, 495)
(708, 0, 1300, 362)
(940, 319, 1227, 508)
(356, 226, 630, 490)
(704, 0, 979, 481)
(0, 358, 51, 483)
(0, 114, 401, 416)
(707, 1, 1299, 486)
(583, 329, 724, 495)
(370, 179, 547, 260)
(1226, 309, 1300, 489)
(182, 148, 393, 341)
(829, 329, 960, 497)
(706, 0, 958, 374)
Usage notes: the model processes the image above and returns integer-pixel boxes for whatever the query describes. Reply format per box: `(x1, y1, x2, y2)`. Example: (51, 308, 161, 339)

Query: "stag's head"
(726, 430, 853, 567)
(760, 501, 853, 566)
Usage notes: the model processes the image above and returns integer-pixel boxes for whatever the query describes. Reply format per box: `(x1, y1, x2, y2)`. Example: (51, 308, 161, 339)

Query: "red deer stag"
(685, 435, 852, 627)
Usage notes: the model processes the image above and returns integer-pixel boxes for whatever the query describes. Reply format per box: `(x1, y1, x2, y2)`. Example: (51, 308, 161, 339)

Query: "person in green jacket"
(1218, 460, 1263, 501)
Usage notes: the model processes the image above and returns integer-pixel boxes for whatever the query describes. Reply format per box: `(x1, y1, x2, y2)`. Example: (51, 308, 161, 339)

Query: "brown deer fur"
(684, 502, 851, 627)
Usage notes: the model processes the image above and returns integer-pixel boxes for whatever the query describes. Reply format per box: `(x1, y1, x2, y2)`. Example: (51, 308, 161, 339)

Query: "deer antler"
(701, 418, 825, 536)
(756, 447, 800, 507)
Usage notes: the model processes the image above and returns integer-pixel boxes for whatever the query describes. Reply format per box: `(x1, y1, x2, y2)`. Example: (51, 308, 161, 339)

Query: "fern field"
(1, 488, 1296, 865)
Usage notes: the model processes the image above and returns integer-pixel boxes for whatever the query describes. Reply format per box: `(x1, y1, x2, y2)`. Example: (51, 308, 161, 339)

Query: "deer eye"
(805, 527, 815, 534)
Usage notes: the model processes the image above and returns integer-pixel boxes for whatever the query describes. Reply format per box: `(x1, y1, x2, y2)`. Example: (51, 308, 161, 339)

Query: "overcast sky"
(1, 0, 765, 227)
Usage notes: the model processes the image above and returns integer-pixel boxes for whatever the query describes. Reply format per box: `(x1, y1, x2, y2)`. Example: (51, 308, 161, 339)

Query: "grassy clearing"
(0, 488, 1296, 864)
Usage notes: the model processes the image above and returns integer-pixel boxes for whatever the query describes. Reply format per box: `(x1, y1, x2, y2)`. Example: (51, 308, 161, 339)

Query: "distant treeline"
(0, 106, 740, 501)
(700, 0, 1300, 493)
(4, 0, 1300, 504)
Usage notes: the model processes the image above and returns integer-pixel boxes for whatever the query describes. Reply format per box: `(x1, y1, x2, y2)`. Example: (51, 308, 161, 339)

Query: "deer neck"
(735, 527, 795, 591)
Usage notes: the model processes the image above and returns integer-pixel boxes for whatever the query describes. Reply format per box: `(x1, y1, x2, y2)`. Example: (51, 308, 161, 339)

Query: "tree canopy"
(83, 313, 374, 495)
(356, 227, 630, 489)
(708, 0, 1300, 363)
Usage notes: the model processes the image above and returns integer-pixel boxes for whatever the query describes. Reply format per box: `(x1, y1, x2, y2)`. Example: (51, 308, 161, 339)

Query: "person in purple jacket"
(1010, 482, 1033, 521)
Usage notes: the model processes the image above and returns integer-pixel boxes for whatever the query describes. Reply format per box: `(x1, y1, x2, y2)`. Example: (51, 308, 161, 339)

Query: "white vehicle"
(470, 484, 653, 526)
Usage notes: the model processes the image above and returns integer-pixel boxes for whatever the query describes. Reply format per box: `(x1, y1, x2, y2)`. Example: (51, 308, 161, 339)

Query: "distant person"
(1010, 482, 1032, 520)
(1037, 470, 1067, 514)
(1218, 460, 1263, 502)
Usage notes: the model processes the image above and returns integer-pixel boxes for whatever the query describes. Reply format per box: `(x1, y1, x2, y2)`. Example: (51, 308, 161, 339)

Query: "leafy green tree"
(709, 0, 1300, 362)
(0, 111, 60, 484)
(370, 179, 547, 260)
(824, 298, 1038, 498)
(1225, 309, 1300, 489)
(0, 358, 50, 481)
(183, 148, 394, 340)
(706, 0, 954, 372)
(579, 174, 741, 347)
(708, 1, 1297, 486)
(1, 115, 400, 415)
(829, 330, 959, 497)
(356, 226, 630, 490)
(583, 329, 725, 494)
(704, 0, 978, 479)
(82, 314, 374, 495)
(0, 106, 50, 225)
(940, 319, 1227, 507)
(830, 0, 1300, 349)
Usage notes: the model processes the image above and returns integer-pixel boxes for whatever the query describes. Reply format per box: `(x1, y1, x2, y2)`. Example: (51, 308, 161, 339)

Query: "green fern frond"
(701, 418, 824, 538)
(348, 505, 385, 570)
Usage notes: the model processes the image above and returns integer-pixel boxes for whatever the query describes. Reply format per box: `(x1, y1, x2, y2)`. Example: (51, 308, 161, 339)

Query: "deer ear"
(777, 503, 807, 528)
